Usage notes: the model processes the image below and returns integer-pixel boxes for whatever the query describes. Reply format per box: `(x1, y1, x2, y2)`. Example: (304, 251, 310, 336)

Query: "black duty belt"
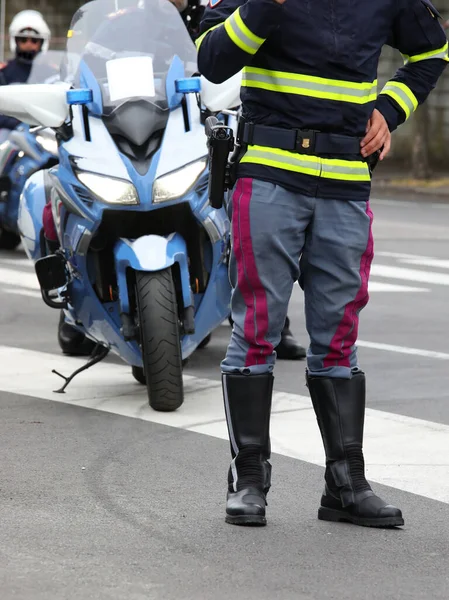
(239, 121, 362, 156)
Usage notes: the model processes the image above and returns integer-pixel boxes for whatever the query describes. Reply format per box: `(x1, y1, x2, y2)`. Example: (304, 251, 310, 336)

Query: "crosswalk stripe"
(377, 251, 449, 270)
(357, 340, 449, 360)
(0, 266, 39, 290)
(371, 264, 449, 286)
(0, 344, 448, 504)
(368, 282, 428, 292)
(2, 286, 41, 299)
(0, 257, 33, 269)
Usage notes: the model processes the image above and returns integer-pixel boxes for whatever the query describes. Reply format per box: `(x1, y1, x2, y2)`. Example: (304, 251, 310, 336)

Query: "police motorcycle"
(0, 0, 233, 412)
(0, 51, 61, 250)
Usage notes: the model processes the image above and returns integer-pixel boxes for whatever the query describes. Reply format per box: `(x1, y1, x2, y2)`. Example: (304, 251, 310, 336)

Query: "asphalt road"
(1, 194, 449, 600)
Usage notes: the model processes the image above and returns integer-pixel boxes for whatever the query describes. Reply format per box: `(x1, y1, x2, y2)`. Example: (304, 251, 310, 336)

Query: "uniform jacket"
(197, 0, 448, 199)
(0, 58, 32, 130)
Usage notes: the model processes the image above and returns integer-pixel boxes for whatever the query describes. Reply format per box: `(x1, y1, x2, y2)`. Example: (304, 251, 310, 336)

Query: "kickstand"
(52, 343, 110, 394)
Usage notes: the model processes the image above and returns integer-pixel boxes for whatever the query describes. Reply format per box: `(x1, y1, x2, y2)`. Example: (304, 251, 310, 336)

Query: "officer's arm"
(376, 0, 448, 131)
(196, 0, 284, 83)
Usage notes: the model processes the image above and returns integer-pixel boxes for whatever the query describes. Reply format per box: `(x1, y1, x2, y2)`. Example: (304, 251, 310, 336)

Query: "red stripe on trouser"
(232, 178, 273, 366)
(323, 201, 374, 369)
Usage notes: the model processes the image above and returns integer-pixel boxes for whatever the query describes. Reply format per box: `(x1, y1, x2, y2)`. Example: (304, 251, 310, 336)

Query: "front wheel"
(0, 227, 20, 250)
(136, 268, 183, 412)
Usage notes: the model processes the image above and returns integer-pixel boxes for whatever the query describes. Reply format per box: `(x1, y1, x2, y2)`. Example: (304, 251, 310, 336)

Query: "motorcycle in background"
(0, 51, 62, 249)
(0, 0, 239, 411)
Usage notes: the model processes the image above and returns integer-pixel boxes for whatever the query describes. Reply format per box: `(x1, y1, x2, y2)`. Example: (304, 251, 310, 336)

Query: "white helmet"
(9, 10, 51, 56)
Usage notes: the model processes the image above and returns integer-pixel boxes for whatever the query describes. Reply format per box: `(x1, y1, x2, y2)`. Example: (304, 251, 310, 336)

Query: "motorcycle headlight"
(76, 171, 139, 205)
(152, 158, 207, 204)
(35, 131, 59, 157)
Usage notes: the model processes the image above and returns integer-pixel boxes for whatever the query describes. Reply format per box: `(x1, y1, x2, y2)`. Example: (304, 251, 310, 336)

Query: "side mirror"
(0, 83, 71, 128)
(200, 71, 242, 112)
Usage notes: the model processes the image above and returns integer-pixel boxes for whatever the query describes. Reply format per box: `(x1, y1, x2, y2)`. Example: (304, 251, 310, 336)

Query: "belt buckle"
(295, 130, 315, 154)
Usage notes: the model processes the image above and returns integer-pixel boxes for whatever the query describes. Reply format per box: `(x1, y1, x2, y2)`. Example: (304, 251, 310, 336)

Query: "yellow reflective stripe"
(402, 42, 449, 64)
(380, 81, 418, 120)
(233, 8, 265, 47)
(242, 67, 377, 104)
(67, 29, 73, 38)
(240, 145, 371, 182)
(224, 8, 266, 55)
(195, 22, 223, 51)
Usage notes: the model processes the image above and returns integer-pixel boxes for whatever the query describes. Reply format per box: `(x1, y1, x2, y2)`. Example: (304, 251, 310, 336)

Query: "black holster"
(205, 116, 235, 209)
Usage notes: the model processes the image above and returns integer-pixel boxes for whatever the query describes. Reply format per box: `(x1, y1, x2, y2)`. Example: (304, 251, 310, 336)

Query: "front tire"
(136, 269, 183, 412)
(0, 227, 20, 250)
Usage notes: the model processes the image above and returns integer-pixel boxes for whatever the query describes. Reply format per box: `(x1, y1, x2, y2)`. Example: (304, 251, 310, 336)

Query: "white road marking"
(377, 251, 449, 270)
(1, 286, 41, 299)
(0, 257, 33, 268)
(372, 198, 419, 207)
(0, 345, 448, 504)
(371, 264, 449, 286)
(357, 340, 449, 360)
(368, 281, 428, 293)
(0, 266, 39, 290)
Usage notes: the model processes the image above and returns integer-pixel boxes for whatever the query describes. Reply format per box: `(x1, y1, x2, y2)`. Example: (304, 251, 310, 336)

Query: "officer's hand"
(361, 109, 391, 161)
(273, 0, 286, 4)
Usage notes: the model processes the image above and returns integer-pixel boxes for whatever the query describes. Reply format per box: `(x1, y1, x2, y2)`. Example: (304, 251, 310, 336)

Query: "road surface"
(1, 195, 448, 599)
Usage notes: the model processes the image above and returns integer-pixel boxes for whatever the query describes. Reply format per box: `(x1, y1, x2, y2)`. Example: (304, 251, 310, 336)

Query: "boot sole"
(225, 514, 267, 526)
(318, 507, 404, 528)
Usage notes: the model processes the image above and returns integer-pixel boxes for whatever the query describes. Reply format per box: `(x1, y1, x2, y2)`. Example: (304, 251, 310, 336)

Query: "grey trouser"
(221, 178, 374, 378)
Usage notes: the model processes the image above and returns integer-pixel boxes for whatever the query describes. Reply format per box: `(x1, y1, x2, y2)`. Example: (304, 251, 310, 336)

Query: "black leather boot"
(58, 311, 96, 356)
(222, 372, 273, 526)
(275, 316, 306, 360)
(307, 372, 404, 528)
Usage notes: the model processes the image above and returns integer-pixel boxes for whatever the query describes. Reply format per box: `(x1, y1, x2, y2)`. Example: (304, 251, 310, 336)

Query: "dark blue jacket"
(0, 58, 32, 130)
(197, 0, 448, 200)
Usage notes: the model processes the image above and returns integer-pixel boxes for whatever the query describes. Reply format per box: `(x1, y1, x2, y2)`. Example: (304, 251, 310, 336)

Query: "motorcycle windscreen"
(63, 0, 198, 145)
(27, 50, 67, 84)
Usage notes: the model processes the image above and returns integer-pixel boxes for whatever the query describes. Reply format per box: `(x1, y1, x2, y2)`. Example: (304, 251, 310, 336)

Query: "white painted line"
(376, 252, 449, 270)
(0, 266, 39, 289)
(372, 198, 419, 207)
(371, 264, 449, 286)
(2, 286, 41, 299)
(368, 281, 428, 293)
(0, 257, 33, 268)
(357, 340, 449, 360)
(399, 258, 449, 270)
(377, 251, 435, 260)
(0, 345, 448, 504)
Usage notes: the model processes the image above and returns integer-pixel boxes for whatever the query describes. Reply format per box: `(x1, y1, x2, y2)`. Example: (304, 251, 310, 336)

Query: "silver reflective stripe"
(403, 42, 449, 64)
(242, 70, 377, 103)
(381, 83, 417, 119)
(225, 11, 261, 54)
(241, 147, 371, 181)
(241, 147, 321, 174)
(321, 163, 369, 177)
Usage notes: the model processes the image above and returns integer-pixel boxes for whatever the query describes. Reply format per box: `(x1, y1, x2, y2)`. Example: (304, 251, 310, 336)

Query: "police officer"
(0, 11, 51, 140)
(197, 0, 447, 526)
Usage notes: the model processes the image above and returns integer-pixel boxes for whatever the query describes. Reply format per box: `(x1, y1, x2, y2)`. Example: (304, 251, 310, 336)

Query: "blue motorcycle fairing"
(114, 232, 192, 314)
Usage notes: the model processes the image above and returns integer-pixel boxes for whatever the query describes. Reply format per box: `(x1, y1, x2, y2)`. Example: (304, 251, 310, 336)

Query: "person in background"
(0, 10, 51, 140)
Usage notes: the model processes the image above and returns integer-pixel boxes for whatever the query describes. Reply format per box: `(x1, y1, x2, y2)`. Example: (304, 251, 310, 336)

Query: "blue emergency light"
(175, 77, 201, 94)
(66, 89, 93, 105)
